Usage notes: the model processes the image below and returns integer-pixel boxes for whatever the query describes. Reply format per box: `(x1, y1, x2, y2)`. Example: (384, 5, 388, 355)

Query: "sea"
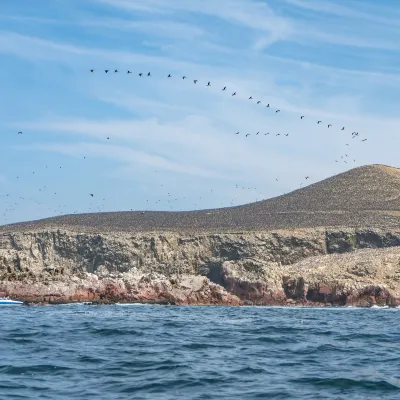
(0, 305, 399, 400)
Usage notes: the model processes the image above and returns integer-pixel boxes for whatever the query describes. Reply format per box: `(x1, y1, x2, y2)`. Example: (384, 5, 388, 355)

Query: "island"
(1, 164, 399, 307)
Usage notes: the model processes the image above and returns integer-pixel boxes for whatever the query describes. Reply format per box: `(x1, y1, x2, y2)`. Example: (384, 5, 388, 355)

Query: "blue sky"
(1, 0, 400, 224)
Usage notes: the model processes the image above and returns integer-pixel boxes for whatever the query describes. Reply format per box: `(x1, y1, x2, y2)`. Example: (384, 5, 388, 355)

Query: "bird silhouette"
(301, 116, 304, 119)
(232, 92, 236, 96)
(257, 101, 261, 104)
(362, 139, 367, 142)
(114, 69, 118, 73)
(285, 133, 289, 136)
(90, 69, 94, 73)
(249, 96, 253, 100)
(317, 121, 322, 124)
(305, 176, 309, 179)
(328, 124, 332, 128)
(222, 87, 226, 91)
(138, 73, 143, 77)
(127, 70, 132, 74)
(266, 104, 270, 108)
(182, 76, 187, 79)
(276, 110, 280, 113)
(207, 82, 211, 86)
(235, 132, 239, 135)
(105, 70, 109, 73)
(341, 127, 345, 130)
(194, 80, 198, 84)
(256, 132, 259, 135)
(90, 194, 94, 197)
(245, 134, 250, 137)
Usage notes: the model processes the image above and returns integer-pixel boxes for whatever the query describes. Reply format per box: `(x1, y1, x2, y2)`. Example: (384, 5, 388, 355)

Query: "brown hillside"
(1, 164, 399, 233)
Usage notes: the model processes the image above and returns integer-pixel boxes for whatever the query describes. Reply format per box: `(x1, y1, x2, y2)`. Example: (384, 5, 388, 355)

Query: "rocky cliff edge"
(0, 227, 399, 306)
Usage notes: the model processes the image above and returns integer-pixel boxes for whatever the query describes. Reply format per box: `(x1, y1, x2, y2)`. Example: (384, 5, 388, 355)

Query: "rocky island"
(1, 164, 399, 307)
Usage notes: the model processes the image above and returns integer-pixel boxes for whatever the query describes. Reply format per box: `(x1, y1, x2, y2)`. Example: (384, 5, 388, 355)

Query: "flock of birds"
(89, 68, 367, 140)
(0, 68, 369, 224)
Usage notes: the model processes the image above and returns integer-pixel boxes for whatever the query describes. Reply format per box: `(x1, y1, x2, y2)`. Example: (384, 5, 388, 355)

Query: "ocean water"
(0, 305, 399, 400)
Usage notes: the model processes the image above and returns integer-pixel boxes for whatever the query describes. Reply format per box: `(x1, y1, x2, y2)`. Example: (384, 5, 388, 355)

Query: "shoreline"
(19, 301, 400, 308)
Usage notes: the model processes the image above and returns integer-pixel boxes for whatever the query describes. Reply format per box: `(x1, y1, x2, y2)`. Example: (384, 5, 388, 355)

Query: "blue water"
(1, 305, 399, 399)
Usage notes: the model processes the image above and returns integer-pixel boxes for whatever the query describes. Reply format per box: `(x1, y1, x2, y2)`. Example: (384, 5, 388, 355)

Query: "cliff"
(1, 164, 399, 306)
(0, 228, 399, 306)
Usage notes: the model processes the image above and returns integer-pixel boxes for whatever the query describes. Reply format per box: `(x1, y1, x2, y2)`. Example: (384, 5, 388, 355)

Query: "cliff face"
(1, 228, 399, 306)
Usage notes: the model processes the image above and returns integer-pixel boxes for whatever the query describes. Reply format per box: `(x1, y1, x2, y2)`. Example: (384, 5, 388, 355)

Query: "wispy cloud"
(285, 0, 400, 26)
(83, 18, 206, 40)
(95, 0, 293, 46)
(0, 0, 399, 223)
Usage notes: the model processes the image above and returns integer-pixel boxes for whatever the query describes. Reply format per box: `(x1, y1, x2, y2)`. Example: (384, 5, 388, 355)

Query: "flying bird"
(266, 104, 270, 108)
(194, 80, 198, 84)
(90, 194, 94, 197)
(168, 74, 171, 78)
(114, 69, 118, 73)
(341, 127, 345, 130)
(222, 87, 226, 91)
(362, 139, 368, 142)
(245, 134, 250, 137)
(235, 132, 239, 134)
(90, 69, 94, 73)
(276, 110, 280, 113)
(182, 76, 187, 79)
(127, 70, 132, 74)
(328, 124, 332, 128)
(249, 96, 253, 100)
(105, 70, 109, 73)
(285, 133, 289, 136)
(301, 116, 304, 119)
(232, 92, 236, 96)
(147, 72, 151, 76)
(138, 73, 143, 77)
(207, 82, 211, 86)
(317, 121, 322, 124)
(256, 132, 259, 135)
(257, 101, 261, 104)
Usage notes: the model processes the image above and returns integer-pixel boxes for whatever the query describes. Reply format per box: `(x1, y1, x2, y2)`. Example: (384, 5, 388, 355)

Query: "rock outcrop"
(1, 165, 399, 306)
(0, 227, 399, 306)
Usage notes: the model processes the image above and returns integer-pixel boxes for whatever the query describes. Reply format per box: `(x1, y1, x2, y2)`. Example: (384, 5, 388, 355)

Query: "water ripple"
(0, 306, 399, 399)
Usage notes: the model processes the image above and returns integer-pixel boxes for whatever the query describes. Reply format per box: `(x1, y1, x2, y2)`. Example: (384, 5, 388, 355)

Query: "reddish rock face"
(0, 275, 243, 306)
(0, 228, 399, 307)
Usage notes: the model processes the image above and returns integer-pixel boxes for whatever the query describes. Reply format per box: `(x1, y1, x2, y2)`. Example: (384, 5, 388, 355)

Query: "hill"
(1, 164, 399, 233)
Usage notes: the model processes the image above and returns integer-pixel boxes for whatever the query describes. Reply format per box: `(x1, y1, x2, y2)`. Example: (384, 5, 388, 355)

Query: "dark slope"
(1, 164, 400, 233)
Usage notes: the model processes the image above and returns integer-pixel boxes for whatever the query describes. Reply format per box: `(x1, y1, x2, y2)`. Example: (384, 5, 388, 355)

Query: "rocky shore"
(1, 165, 399, 307)
(0, 228, 399, 307)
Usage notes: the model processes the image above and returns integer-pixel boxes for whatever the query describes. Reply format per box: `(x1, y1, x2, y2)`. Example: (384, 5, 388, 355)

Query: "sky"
(1, 0, 400, 224)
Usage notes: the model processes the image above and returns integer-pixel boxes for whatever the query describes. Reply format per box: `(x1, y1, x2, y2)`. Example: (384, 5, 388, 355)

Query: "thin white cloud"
(285, 0, 400, 26)
(95, 0, 293, 45)
(82, 18, 206, 40)
(0, 15, 59, 23)
(1, 0, 400, 224)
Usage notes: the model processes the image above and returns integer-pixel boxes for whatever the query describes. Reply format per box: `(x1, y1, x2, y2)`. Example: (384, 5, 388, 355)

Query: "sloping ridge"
(243, 164, 400, 212)
(1, 164, 400, 233)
